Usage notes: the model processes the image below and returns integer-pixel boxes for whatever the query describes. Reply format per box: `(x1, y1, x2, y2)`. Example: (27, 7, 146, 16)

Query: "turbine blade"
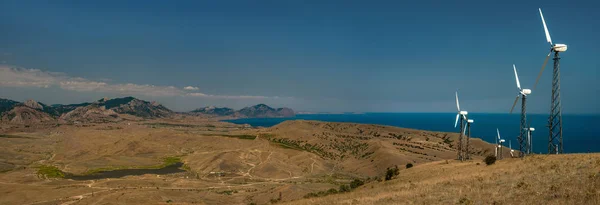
(455, 91, 460, 112)
(534, 51, 552, 90)
(509, 95, 520, 114)
(513, 64, 521, 90)
(539, 8, 552, 45)
(455, 114, 459, 128)
(462, 125, 467, 135)
(497, 128, 501, 140)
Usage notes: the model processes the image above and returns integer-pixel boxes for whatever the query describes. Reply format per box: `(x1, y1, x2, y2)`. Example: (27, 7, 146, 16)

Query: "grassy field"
(1, 120, 597, 205)
(283, 154, 600, 205)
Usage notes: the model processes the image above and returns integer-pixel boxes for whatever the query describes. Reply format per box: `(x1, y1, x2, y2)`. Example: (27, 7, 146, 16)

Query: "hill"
(263, 120, 509, 177)
(0, 97, 174, 123)
(238, 104, 295, 118)
(97, 97, 173, 118)
(0, 118, 587, 205)
(190, 106, 236, 116)
(283, 153, 600, 205)
(191, 104, 295, 118)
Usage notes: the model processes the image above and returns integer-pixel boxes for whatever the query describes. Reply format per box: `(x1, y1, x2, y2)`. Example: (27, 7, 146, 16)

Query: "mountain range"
(0, 97, 294, 123)
(191, 104, 295, 118)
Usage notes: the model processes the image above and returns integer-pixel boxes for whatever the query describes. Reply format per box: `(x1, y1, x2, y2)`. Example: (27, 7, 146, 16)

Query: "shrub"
(326, 188, 338, 194)
(458, 197, 473, 205)
(350, 179, 364, 189)
(405, 163, 413, 169)
(484, 155, 497, 166)
(385, 165, 400, 181)
(339, 184, 351, 193)
(37, 165, 65, 178)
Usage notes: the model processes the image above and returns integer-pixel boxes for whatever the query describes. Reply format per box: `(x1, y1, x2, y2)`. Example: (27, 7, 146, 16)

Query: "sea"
(224, 113, 600, 154)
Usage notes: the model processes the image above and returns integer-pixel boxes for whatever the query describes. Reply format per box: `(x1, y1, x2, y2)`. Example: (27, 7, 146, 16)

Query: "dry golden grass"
(284, 154, 600, 205)
(1, 119, 594, 204)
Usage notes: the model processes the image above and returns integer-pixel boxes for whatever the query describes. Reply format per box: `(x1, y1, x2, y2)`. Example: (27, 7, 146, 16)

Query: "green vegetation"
(406, 163, 414, 169)
(349, 179, 365, 189)
(304, 179, 365, 199)
(385, 165, 400, 181)
(484, 155, 497, 166)
(37, 165, 65, 178)
(162, 156, 181, 166)
(458, 197, 473, 205)
(0, 134, 29, 139)
(339, 184, 351, 192)
(83, 156, 183, 175)
(144, 122, 216, 128)
(216, 190, 236, 195)
(203, 134, 256, 140)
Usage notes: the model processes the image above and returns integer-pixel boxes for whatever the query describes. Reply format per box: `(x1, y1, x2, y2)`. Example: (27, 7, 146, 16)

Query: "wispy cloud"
(0, 66, 287, 99)
(183, 86, 199, 91)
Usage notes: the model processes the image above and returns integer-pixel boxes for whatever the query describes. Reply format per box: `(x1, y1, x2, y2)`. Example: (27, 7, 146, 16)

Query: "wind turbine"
(465, 119, 474, 160)
(526, 127, 535, 154)
(454, 92, 468, 161)
(509, 64, 531, 158)
(496, 129, 505, 159)
(509, 140, 515, 158)
(535, 8, 566, 154)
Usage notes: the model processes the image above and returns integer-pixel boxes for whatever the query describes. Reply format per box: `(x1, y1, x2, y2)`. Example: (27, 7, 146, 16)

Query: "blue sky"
(0, 0, 598, 113)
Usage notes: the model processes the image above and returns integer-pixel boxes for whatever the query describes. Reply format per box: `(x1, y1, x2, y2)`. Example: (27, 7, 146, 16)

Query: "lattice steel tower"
(535, 8, 566, 154)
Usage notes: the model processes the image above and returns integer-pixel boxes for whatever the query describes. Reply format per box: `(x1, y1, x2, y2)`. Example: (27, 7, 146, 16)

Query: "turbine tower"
(509, 64, 531, 158)
(496, 129, 505, 159)
(535, 8, 566, 154)
(465, 119, 474, 160)
(526, 127, 535, 154)
(509, 140, 515, 158)
(454, 92, 468, 161)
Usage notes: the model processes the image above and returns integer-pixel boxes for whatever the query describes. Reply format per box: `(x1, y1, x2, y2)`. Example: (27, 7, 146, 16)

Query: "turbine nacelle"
(500, 139, 505, 143)
(529, 127, 536, 131)
(460, 111, 468, 115)
(552, 44, 567, 52)
(521, 89, 532, 95)
(467, 119, 474, 123)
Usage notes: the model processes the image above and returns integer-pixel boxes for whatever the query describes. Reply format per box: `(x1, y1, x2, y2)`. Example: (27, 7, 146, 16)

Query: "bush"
(37, 165, 65, 178)
(484, 155, 497, 165)
(339, 184, 351, 193)
(326, 188, 338, 194)
(385, 165, 400, 181)
(405, 163, 413, 169)
(350, 179, 364, 189)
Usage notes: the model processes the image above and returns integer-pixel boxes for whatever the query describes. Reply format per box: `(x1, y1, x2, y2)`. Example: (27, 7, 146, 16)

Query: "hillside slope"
(284, 153, 600, 205)
(262, 120, 512, 177)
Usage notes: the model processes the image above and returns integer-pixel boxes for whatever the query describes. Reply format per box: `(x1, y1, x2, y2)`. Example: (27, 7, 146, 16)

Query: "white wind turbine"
(454, 92, 468, 161)
(496, 128, 505, 159)
(509, 140, 514, 157)
(535, 8, 567, 154)
(510, 64, 532, 158)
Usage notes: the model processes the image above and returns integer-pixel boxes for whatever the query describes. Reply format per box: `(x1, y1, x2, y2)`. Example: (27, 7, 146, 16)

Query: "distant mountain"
(0, 97, 293, 124)
(96, 97, 173, 118)
(0, 98, 20, 114)
(237, 104, 295, 118)
(0, 97, 174, 123)
(0, 99, 54, 123)
(60, 103, 120, 123)
(190, 106, 235, 116)
(189, 104, 295, 118)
